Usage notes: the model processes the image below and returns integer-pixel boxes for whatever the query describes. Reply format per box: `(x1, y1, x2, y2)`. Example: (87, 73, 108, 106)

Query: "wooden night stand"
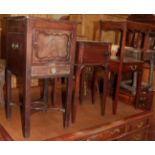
(72, 40, 111, 122)
(4, 16, 77, 137)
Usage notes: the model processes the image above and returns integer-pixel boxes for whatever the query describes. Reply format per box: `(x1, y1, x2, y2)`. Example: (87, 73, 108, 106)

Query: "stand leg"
(100, 69, 109, 115)
(72, 66, 81, 123)
(42, 79, 48, 108)
(79, 69, 85, 104)
(112, 72, 122, 114)
(22, 76, 31, 138)
(5, 70, 12, 119)
(91, 69, 98, 104)
(64, 75, 73, 128)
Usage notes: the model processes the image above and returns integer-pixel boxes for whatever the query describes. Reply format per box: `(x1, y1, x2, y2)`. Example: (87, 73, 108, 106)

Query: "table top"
(77, 39, 111, 44)
(110, 56, 143, 63)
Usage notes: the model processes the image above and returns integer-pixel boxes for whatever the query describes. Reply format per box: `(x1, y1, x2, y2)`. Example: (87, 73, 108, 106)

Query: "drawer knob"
(11, 43, 15, 49)
(51, 68, 56, 74)
(11, 43, 19, 50)
(15, 43, 19, 49)
(130, 65, 137, 71)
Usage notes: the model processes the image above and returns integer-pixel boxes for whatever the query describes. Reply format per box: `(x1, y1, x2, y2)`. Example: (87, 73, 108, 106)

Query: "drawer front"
(122, 63, 142, 72)
(7, 33, 25, 75)
(7, 17, 26, 33)
(83, 43, 110, 64)
(32, 29, 72, 64)
(31, 64, 71, 78)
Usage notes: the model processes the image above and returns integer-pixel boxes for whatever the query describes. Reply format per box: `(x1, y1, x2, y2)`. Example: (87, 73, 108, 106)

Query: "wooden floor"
(0, 86, 148, 141)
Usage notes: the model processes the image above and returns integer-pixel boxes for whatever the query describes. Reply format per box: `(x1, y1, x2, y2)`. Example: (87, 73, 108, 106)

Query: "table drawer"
(76, 41, 111, 64)
(122, 63, 142, 72)
(7, 17, 26, 33)
(83, 44, 110, 64)
(31, 64, 71, 78)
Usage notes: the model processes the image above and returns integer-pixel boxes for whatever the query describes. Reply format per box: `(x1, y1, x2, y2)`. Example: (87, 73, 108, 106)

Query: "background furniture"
(5, 16, 77, 137)
(128, 15, 155, 89)
(94, 21, 151, 114)
(126, 15, 155, 110)
(72, 40, 111, 122)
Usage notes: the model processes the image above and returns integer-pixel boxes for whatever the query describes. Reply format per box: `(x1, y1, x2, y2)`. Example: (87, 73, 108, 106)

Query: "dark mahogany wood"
(72, 40, 111, 123)
(5, 16, 77, 137)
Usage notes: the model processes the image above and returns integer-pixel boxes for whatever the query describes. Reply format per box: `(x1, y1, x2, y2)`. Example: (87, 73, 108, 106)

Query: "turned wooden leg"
(5, 70, 12, 119)
(63, 75, 73, 128)
(22, 75, 31, 138)
(72, 66, 81, 123)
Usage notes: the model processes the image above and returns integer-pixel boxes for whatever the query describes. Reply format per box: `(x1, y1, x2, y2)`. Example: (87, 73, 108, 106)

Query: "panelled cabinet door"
(32, 29, 72, 64)
(31, 29, 73, 77)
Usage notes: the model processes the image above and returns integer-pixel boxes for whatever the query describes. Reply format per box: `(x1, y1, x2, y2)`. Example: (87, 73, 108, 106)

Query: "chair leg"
(22, 76, 31, 138)
(63, 75, 73, 128)
(72, 66, 81, 123)
(5, 70, 12, 119)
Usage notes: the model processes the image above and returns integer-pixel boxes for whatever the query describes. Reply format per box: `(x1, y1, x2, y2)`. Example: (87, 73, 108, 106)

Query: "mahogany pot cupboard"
(72, 40, 111, 122)
(4, 16, 77, 137)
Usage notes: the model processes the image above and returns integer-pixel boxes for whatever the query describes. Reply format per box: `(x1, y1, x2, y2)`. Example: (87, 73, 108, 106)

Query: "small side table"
(110, 57, 144, 113)
(72, 40, 111, 122)
(0, 59, 5, 106)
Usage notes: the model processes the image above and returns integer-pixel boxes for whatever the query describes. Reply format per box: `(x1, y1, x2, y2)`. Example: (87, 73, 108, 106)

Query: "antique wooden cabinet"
(5, 16, 77, 137)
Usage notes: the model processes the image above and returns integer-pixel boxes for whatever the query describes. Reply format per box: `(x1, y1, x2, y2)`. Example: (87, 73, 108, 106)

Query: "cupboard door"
(32, 29, 72, 64)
